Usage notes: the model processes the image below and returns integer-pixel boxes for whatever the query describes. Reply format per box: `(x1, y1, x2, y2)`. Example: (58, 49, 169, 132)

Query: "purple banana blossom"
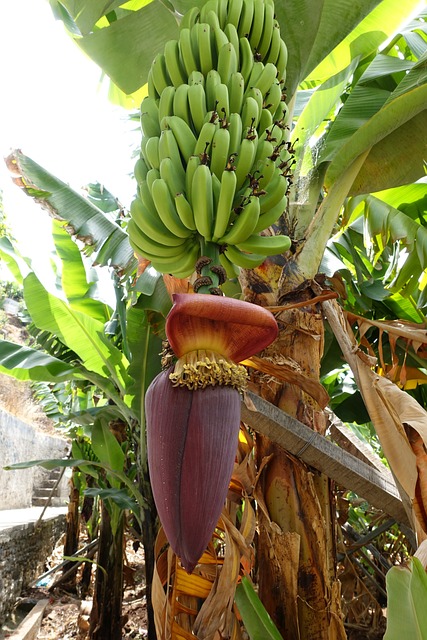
(146, 293, 278, 573)
(146, 369, 241, 573)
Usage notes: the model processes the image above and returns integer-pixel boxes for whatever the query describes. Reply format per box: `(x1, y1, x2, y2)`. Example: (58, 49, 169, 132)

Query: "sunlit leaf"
(10, 150, 135, 272)
(384, 557, 427, 639)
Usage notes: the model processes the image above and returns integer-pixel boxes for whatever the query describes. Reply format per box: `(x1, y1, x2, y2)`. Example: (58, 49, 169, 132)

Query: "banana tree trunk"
(242, 263, 346, 640)
(89, 502, 125, 640)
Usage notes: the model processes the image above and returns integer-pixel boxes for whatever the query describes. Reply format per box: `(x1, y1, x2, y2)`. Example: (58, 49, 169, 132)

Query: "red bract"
(166, 293, 278, 363)
(146, 368, 241, 573)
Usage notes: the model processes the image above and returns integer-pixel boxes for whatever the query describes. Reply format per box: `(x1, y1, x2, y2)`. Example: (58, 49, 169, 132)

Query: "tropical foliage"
(2, 0, 427, 638)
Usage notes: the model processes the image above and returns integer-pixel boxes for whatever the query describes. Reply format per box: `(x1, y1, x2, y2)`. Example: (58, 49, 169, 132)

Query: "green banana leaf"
(384, 557, 427, 639)
(65, 0, 179, 97)
(235, 577, 284, 640)
(90, 417, 125, 489)
(0, 339, 84, 382)
(11, 150, 135, 273)
(23, 272, 131, 391)
(0, 237, 31, 286)
(51, 220, 112, 323)
(323, 58, 427, 193)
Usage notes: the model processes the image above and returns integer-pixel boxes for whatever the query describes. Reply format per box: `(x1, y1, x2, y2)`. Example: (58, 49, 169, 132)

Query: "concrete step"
(32, 497, 50, 507)
(33, 488, 59, 498)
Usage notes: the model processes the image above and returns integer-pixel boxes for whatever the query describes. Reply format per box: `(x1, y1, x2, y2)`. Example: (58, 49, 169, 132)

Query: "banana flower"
(146, 293, 277, 572)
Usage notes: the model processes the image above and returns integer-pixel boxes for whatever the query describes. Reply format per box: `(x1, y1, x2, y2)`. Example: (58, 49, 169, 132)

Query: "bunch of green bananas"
(130, 0, 292, 278)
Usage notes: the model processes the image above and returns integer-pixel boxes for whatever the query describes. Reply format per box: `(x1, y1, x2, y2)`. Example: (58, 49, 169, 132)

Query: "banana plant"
(7, 0, 427, 638)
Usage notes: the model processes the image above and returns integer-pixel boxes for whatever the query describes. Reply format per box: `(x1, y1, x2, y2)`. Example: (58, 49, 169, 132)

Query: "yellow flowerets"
(169, 350, 248, 390)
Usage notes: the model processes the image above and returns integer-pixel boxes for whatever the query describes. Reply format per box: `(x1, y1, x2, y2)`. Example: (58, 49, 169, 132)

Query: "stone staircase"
(32, 468, 66, 507)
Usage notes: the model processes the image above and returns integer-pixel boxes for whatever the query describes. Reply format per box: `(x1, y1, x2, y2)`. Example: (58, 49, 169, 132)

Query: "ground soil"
(18, 536, 148, 639)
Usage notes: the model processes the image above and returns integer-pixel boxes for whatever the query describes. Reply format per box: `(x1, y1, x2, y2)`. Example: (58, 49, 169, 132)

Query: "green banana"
(179, 5, 200, 31)
(259, 171, 288, 213)
(217, 41, 238, 85)
(151, 53, 170, 96)
(139, 176, 157, 212)
(192, 163, 214, 240)
(213, 82, 230, 120)
(213, 25, 229, 53)
(212, 172, 222, 213)
(194, 120, 218, 158)
(276, 38, 288, 82)
(158, 128, 185, 174)
(128, 219, 190, 258)
(130, 197, 186, 247)
(175, 192, 197, 230)
(254, 137, 274, 167)
(210, 126, 230, 179)
(249, 0, 265, 51)
(160, 156, 186, 198)
(238, 0, 254, 37)
(224, 244, 266, 269)
(164, 39, 187, 87)
(149, 241, 200, 278)
(228, 71, 245, 114)
(188, 70, 205, 86)
(246, 60, 264, 90)
(264, 80, 281, 115)
(159, 85, 176, 122)
(218, 194, 260, 245)
(253, 192, 288, 232)
(219, 250, 240, 278)
(140, 97, 160, 138)
(234, 135, 258, 189)
(239, 36, 255, 84)
(205, 8, 221, 32)
(258, 1, 275, 59)
(216, 0, 228, 28)
(173, 83, 192, 124)
(224, 23, 240, 67)
(241, 95, 259, 130)
(179, 28, 199, 78)
(145, 168, 161, 192)
(188, 82, 207, 134)
(205, 69, 222, 110)
(236, 233, 291, 255)
(151, 178, 193, 238)
(163, 115, 197, 164)
(144, 135, 160, 170)
(185, 155, 201, 204)
(245, 86, 263, 117)
(256, 156, 276, 189)
(196, 23, 214, 76)
(252, 62, 278, 97)
(134, 157, 149, 185)
(147, 69, 158, 100)
(258, 108, 274, 135)
(227, 0, 244, 32)
(228, 112, 243, 156)
(265, 21, 281, 66)
(212, 169, 238, 241)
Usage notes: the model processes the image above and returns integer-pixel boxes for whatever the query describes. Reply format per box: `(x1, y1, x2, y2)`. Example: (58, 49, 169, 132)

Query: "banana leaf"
(0, 339, 84, 382)
(235, 577, 284, 640)
(384, 557, 427, 639)
(11, 150, 135, 273)
(23, 272, 131, 391)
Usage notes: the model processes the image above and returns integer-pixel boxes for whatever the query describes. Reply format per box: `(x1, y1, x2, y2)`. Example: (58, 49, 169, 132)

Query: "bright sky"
(0, 0, 138, 263)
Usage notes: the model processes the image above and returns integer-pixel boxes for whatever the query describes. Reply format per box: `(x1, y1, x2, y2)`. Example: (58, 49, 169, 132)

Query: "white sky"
(0, 0, 139, 262)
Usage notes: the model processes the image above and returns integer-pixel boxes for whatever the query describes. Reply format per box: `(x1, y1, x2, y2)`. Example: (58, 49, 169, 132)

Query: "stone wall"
(0, 514, 66, 625)
(0, 408, 70, 509)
